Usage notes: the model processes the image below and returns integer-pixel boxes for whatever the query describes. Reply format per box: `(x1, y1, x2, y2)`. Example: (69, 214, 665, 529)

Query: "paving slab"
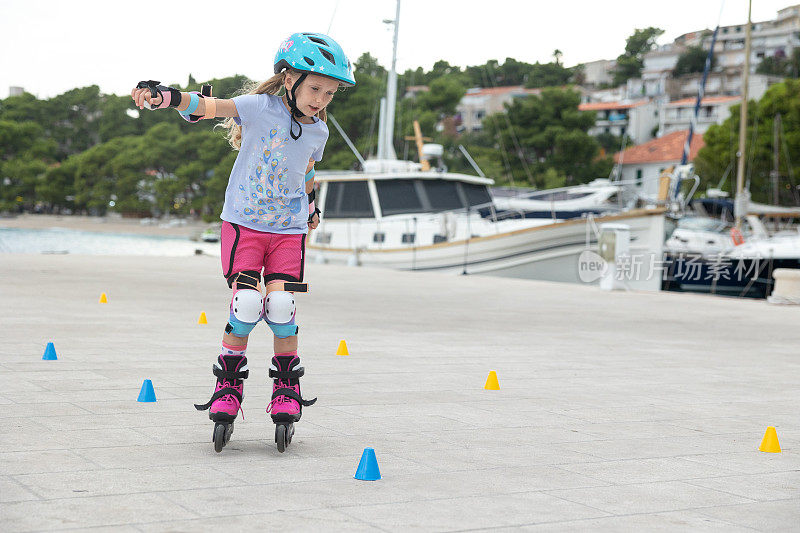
(1, 253, 799, 531)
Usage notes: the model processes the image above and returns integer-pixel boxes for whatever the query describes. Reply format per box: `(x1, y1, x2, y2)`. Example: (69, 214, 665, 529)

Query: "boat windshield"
(374, 179, 492, 216)
(677, 217, 728, 232)
(525, 190, 594, 201)
(322, 181, 375, 218)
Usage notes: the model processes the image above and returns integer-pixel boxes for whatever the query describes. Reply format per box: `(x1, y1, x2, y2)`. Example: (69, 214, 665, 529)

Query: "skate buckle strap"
(194, 387, 245, 419)
(270, 387, 317, 407)
(213, 366, 250, 380)
(268, 366, 304, 379)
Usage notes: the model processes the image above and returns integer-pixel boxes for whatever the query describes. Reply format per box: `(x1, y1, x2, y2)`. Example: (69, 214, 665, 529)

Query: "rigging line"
(326, 0, 340, 34)
(480, 68, 515, 185)
(778, 113, 800, 205)
(363, 97, 380, 158)
(745, 100, 760, 191)
(717, 110, 737, 190)
(484, 62, 535, 184)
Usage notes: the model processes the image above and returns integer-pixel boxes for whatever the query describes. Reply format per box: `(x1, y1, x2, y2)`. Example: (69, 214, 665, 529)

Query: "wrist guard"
(308, 191, 321, 223)
(179, 84, 214, 124)
(136, 80, 181, 110)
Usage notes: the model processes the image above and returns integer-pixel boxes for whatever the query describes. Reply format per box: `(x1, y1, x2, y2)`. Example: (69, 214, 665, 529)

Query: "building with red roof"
(578, 99, 658, 144)
(614, 130, 705, 198)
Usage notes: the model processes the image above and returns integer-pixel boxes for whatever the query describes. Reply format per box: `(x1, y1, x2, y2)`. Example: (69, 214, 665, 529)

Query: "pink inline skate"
(267, 354, 316, 452)
(194, 354, 249, 452)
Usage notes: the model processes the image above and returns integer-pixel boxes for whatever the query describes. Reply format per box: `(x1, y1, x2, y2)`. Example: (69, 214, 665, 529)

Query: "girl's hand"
(130, 85, 163, 110)
(308, 212, 320, 230)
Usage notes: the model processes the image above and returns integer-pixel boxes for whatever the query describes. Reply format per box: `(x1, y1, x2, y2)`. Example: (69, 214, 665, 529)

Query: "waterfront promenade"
(1, 253, 798, 531)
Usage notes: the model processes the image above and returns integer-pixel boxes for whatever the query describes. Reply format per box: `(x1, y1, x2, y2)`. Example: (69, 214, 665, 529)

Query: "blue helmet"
(274, 32, 356, 87)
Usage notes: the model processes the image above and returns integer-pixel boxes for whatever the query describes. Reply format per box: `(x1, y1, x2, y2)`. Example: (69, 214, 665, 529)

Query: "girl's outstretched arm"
(130, 84, 239, 118)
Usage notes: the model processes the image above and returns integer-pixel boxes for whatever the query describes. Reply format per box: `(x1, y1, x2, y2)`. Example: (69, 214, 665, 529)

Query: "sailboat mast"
(381, 0, 401, 161)
(772, 114, 781, 206)
(735, 0, 753, 229)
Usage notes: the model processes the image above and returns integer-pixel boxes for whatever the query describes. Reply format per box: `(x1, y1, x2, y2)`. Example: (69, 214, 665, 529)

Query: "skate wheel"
(275, 424, 287, 453)
(287, 423, 294, 444)
(213, 423, 227, 453)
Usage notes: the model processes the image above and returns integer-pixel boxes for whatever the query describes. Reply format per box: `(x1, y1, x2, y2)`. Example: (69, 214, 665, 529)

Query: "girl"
(131, 32, 355, 453)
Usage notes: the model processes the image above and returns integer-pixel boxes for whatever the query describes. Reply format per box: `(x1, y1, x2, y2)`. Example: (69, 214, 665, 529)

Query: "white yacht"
(308, 0, 666, 291)
(310, 160, 666, 290)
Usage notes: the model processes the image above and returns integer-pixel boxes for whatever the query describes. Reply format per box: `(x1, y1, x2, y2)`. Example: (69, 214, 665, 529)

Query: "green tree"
(526, 61, 575, 88)
(756, 48, 800, 78)
(416, 77, 466, 115)
(694, 79, 800, 204)
(674, 46, 714, 76)
(485, 88, 611, 187)
(0, 120, 58, 211)
(613, 27, 664, 86)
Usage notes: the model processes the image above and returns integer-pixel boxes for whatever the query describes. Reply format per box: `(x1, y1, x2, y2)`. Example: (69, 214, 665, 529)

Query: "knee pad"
(225, 288, 264, 337)
(264, 290, 298, 338)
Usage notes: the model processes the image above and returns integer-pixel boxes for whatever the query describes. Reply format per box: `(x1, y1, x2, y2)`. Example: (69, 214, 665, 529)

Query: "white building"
(581, 59, 616, 88)
(635, 44, 686, 99)
(659, 95, 740, 136)
(578, 99, 658, 144)
(456, 85, 541, 132)
(614, 130, 705, 199)
(695, 4, 800, 70)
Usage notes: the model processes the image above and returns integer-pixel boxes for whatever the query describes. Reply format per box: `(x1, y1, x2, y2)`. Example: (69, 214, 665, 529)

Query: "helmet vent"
(303, 56, 315, 66)
(306, 35, 330, 46)
(319, 48, 336, 65)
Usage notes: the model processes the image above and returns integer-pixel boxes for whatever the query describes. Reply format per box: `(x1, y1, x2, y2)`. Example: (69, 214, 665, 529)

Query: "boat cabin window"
(423, 180, 462, 210)
(375, 179, 492, 215)
(461, 183, 492, 207)
(376, 179, 424, 215)
(323, 181, 374, 218)
(527, 190, 593, 201)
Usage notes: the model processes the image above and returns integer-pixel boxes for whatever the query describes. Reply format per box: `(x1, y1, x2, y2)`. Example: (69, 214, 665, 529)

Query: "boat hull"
(309, 209, 666, 291)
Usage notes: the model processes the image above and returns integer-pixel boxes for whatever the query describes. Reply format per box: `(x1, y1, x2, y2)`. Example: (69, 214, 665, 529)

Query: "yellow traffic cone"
(759, 426, 781, 453)
(99, 293, 108, 304)
(484, 371, 500, 390)
(336, 339, 349, 356)
(198, 312, 208, 325)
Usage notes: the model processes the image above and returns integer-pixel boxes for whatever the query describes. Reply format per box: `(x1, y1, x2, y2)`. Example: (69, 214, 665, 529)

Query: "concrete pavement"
(1, 253, 798, 531)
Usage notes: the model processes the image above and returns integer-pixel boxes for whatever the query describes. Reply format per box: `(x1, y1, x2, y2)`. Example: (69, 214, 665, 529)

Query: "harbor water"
(0, 227, 220, 256)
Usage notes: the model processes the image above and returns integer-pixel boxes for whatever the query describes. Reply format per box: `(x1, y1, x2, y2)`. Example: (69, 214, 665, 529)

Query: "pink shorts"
(220, 221, 306, 286)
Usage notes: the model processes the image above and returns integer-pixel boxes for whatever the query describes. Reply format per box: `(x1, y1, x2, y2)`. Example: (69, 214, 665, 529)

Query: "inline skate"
(194, 354, 248, 452)
(267, 354, 316, 452)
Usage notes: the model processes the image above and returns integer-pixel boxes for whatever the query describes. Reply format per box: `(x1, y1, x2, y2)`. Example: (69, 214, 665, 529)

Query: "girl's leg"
(194, 223, 269, 452)
(263, 234, 314, 427)
(274, 334, 297, 354)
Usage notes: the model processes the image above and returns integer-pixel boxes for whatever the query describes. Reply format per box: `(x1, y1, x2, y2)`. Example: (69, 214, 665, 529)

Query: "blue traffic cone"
(354, 447, 381, 481)
(137, 379, 157, 402)
(42, 342, 58, 360)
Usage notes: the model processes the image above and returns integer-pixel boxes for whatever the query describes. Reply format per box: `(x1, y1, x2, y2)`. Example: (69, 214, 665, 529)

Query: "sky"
(0, 0, 794, 100)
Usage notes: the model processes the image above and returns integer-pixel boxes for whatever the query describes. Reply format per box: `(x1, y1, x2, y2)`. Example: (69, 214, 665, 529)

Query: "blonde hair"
(216, 70, 328, 150)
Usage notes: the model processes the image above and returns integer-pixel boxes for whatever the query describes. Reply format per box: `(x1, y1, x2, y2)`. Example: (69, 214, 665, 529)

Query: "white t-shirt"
(220, 93, 328, 233)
